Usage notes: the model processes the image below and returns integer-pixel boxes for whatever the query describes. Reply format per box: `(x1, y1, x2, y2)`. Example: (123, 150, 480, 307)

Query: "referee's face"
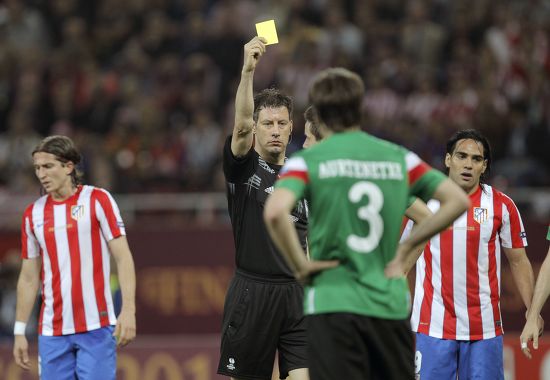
(254, 106, 293, 162)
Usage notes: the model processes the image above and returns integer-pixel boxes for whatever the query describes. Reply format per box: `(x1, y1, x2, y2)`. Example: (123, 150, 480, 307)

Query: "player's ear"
(481, 159, 487, 174)
(444, 153, 452, 169)
(64, 161, 75, 175)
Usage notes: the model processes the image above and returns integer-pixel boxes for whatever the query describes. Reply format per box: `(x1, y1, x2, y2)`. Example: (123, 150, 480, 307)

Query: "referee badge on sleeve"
(473, 207, 488, 224)
(71, 205, 85, 221)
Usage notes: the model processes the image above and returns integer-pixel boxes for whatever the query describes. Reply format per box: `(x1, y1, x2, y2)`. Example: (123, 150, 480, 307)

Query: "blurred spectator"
(0, 111, 42, 192)
(1, 0, 50, 54)
(183, 109, 223, 189)
(0, 0, 547, 196)
(0, 250, 38, 339)
(401, 1, 447, 67)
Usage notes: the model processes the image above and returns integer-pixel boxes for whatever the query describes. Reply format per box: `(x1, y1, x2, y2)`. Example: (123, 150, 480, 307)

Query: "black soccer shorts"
(307, 313, 414, 380)
(217, 270, 307, 380)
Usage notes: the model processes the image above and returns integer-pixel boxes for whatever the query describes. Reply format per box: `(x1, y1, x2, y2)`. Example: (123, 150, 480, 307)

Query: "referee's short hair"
(253, 88, 293, 123)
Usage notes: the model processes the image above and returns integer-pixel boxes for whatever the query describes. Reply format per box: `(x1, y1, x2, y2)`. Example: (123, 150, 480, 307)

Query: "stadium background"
(0, 0, 548, 378)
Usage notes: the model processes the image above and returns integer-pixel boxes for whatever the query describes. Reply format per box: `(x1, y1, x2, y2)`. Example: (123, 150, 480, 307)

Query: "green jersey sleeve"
(275, 156, 309, 200)
(405, 151, 446, 202)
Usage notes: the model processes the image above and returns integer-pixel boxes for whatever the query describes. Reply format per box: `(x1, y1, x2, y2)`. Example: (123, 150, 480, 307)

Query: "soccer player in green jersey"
(303, 105, 433, 250)
(264, 67, 470, 380)
(521, 225, 550, 359)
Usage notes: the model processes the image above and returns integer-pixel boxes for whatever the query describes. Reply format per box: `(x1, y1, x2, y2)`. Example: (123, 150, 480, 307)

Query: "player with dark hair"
(264, 67, 470, 380)
(217, 37, 309, 380)
(302, 105, 432, 239)
(13, 135, 136, 379)
(405, 129, 541, 379)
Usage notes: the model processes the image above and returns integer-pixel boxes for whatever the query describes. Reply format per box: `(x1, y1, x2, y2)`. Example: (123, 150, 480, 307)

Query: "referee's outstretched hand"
(114, 309, 136, 348)
(242, 37, 267, 73)
(294, 260, 339, 284)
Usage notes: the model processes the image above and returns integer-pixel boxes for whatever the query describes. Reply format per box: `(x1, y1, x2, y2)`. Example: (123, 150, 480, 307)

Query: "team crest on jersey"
(70, 205, 85, 221)
(473, 207, 488, 224)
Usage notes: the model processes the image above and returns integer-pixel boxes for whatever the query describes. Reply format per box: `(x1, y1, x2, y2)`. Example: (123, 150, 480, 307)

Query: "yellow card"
(255, 20, 279, 45)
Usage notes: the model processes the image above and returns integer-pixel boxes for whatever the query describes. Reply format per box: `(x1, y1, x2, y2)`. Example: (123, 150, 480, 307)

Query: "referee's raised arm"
(231, 37, 267, 158)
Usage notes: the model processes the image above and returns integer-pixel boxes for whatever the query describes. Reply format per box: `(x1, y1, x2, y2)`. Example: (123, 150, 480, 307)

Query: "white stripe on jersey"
(428, 231, 445, 338)
(500, 193, 528, 247)
(404, 151, 422, 171)
(24, 216, 40, 258)
(495, 239, 503, 330)
(53, 204, 75, 334)
(479, 187, 496, 338)
(101, 236, 116, 325)
(410, 248, 425, 331)
(501, 204, 512, 248)
(77, 186, 101, 330)
(30, 197, 53, 335)
(22, 185, 124, 336)
(409, 185, 526, 340)
(453, 211, 469, 338)
(95, 189, 125, 240)
(280, 156, 308, 176)
(95, 195, 118, 325)
(41, 251, 54, 336)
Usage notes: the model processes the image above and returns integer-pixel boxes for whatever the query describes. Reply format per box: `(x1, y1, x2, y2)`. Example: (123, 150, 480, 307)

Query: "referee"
(217, 36, 309, 380)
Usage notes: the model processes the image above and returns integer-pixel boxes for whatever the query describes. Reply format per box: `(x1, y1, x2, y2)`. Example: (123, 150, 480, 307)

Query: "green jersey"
(547, 226, 550, 241)
(276, 131, 445, 319)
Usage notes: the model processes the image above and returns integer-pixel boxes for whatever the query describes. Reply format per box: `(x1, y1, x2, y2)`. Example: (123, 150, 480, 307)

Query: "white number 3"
(347, 181, 384, 253)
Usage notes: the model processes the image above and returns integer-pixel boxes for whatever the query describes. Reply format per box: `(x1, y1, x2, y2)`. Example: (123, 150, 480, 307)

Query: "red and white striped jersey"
(21, 185, 125, 336)
(406, 184, 527, 340)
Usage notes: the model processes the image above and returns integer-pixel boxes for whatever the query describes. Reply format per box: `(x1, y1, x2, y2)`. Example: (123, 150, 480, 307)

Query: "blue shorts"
(415, 333, 503, 380)
(38, 326, 116, 380)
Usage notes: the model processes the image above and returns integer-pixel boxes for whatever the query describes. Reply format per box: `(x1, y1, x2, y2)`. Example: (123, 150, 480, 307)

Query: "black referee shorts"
(307, 313, 414, 380)
(217, 270, 307, 380)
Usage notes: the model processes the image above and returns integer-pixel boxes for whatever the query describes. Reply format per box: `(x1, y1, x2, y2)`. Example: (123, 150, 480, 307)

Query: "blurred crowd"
(0, 0, 549, 195)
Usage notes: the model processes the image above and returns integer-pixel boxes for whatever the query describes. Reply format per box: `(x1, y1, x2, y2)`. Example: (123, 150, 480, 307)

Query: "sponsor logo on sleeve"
(520, 231, 527, 239)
